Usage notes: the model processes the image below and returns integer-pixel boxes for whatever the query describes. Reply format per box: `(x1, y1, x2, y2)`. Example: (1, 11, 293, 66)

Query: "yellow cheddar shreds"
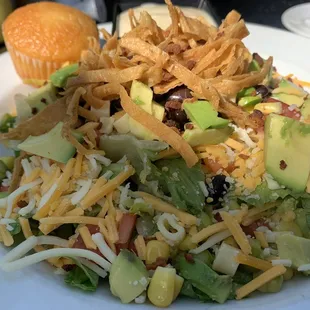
(97, 199, 109, 218)
(236, 265, 286, 300)
(235, 253, 272, 271)
(220, 211, 252, 255)
(225, 138, 244, 151)
(74, 153, 83, 178)
(115, 210, 123, 223)
(254, 231, 269, 248)
(65, 208, 84, 216)
(134, 235, 146, 260)
(78, 226, 97, 250)
(105, 214, 119, 243)
(0, 224, 14, 246)
(191, 222, 227, 243)
(23, 167, 41, 184)
(40, 216, 105, 226)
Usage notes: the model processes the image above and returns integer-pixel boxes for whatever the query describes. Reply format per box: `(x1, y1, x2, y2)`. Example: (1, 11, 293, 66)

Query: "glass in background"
(0, 0, 13, 43)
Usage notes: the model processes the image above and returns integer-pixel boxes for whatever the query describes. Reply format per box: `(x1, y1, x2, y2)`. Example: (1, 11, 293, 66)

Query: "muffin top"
(2, 2, 99, 62)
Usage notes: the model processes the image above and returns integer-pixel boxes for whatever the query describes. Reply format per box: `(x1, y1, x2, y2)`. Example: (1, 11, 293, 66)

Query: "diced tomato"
(214, 212, 223, 223)
(117, 213, 137, 245)
(73, 224, 103, 257)
(280, 103, 301, 120)
(241, 219, 270, 237)
(0, 186, 9, 192)
(146, 257, 168, 270)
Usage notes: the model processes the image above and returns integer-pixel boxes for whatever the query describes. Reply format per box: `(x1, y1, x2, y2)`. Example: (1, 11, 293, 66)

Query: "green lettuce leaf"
(64, 260, 99, 292)
(239, 181, 310, 207)
(9, 222, 21, 236)
(0, 114, 16, 133)
(176, 255, 232, 304)
(180, 280, 211, 302)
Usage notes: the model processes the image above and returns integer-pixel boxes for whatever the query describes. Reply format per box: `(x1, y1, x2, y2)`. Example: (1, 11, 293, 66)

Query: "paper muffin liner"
(6, 42, 63, 81)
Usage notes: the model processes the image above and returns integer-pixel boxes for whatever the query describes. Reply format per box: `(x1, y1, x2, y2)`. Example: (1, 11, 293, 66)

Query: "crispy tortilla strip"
(0, 99, 67, 141)
(153, 79, 182, 94)
(220, 19, 249, 40)
(83, 85, 109, 109)
(119, 85, 198, 167)
(67, 64, 148, 87)
(93, 83, 120, 99)
(98, 52, 113, 69)
(9, 152, 26, 193)
(128, 8, 139, 30)
(178, 10, 217, 41)
(66, 87, 87, 127)
(103, 32, 118, 52)
(220, 10, 241, 29)
(120, 37, 169, 67)
(100, 28, 112, 41)
(165, 0, 179, 35)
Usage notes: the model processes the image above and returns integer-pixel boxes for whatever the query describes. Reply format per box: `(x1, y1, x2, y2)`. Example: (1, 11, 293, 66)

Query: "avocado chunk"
(152, 102, 165, 121)
(109, 249, 149, 303)
(248, 59, 260, 72)
(114, 113, 130, 134)
(276, 234, 310, 273)
(18, 122, 83, 164)
(0, 156, 15, 171)
(236, 87, 256, 100)
(238, 96, 262, 108)
(182, 125, 233, 147)
(50, 63, 79, 88)
(301, 98, 310, 120)
(271, 93, 304, 107)
(183, 101, 229, 130)
(264, 114, 310, 191)
(0, 160, 8, 181)
(26, 82, 57, 112)
(274, 79, 307, 97)
(130, 80, 153, 114)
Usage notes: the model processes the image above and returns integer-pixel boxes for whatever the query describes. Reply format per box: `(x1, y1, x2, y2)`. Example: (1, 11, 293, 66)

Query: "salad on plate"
(1, 0, 310, 307)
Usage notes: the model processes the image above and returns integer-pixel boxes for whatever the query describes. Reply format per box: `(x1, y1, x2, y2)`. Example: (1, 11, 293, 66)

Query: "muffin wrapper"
(6, 43, 63, 81)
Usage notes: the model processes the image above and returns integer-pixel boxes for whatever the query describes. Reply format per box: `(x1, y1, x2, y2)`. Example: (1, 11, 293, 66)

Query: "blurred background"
(1, 0, 309, 35)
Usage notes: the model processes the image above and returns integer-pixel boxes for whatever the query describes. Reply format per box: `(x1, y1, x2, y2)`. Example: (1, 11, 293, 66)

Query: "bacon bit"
(225, 163, 236, 173)
(241, 219, 270, 237)
(186, 60, 196, 70)
(184, 253, 195, 264)
(239, 154, 249, 160)
(185, 123, 194, 130)
(280, 103, 301, 121)
(17, 200, 28, 208)
(203, 158, 223, 174)
(164, 43, 183, 55)
(146, 257, 168, 270)
(247, 110, 265, 129)
(62, 264, 75, 272)
(162, 71, 174, 82)
(280, 160, 287, 170)
(0, 186, 9, 192)
(214, 212, 223, 223)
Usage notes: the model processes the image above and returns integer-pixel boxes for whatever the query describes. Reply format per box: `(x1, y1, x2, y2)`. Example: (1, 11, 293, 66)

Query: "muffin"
(2, 2, 99, 86)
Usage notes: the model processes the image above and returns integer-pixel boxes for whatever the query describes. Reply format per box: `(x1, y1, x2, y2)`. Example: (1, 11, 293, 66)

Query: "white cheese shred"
(198, 181, 209, 197)
(18, 197, 36, 217)
(157, 213, 185, 243)
(38, 183, 58, 209)
(78, 258, 108, 279)
(91, 233, 116, 263)
(271, 259, 292, 267)
(71, 179, 92, 205)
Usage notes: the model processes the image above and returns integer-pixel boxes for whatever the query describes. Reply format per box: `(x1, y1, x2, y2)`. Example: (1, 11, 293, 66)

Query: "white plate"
(1, 22, 310, 310)
(282, 3, 310, 39)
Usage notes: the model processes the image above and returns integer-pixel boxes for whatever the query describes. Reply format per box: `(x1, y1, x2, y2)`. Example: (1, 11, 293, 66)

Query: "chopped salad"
(1, 0, 310, 307)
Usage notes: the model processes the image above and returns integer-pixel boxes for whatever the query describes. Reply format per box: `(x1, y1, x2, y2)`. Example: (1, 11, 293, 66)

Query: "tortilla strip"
(67, 64, 148, 87)
(220, 10, 241, 29)
(83, 85, 108, 109)
(93, 83, 120, 99)
(119, 85, 198, 167)
(120, 37, 169, 67)
(153, 79, 182, 94)
(98, 53, 113, 69)
(0, 99, 67, 141)
(8, 152, 26, 193)
(165, 0, 179, 35)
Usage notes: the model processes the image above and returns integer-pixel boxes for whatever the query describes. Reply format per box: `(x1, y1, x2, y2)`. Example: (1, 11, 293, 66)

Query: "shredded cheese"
(71, 179, 92, 205)
(236, 265, 286, 300)
(23, 167, 41, 184)
(91, 233, 116, 263)
(235, 253, 272, 271)
(137, 192, 197, 226)
(225, 138, 244, 151)
(78, 226, 97, 250)
(18, 197, 36, 217)
(39, 216, 105, 226)
(104, 214, 119, 243)
(98, 222, 116, 253)
(64, 208, 84, 217)
(0, 224, 14, 246)
(220, 211, 251, 255)
(254, 231, 269, 248)
(134, 235, 146, 260)
(73, 153, 83, 178)
(242, 202, 277, 226)
(97, 199, 109, 218)
(80, 166, 135, 210)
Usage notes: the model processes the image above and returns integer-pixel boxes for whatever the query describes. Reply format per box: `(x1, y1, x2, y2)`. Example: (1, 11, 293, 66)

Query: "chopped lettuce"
(180, 280, 211, 301)
(84, 204, 102, 217)
(99, 134, 206, 214)
(176, 255, 232, 304)
(155, 158, 205, 214)
(0, 114, 16, 133)
(239, 181, 310, 207)
(64, 259, 99, 292)
(100, 163, 127, 179)
(9, 222, 21, 236)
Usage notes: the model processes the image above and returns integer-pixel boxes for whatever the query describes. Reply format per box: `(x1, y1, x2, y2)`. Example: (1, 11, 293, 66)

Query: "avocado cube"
(109, 250, 149, 303)
(18, 122, 83, 164)
(264, 114, 310, 192)
(271, 93, 304, 107)
(50, 63, 79, 88)
(130, 80, 153, 115)
(183, 101, 229, 130)
(238, 96, 262, 108)
(0, 156, 15, 170)
(183, 126, 233, 147)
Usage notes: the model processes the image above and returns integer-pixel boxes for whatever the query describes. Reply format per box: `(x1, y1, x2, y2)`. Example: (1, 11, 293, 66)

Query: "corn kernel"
(179, 235, 196, 251)
(173, 275, 184, 301)
(224, 236, 239, 248)
(147, 267, 176, 307)
(146, 240, 170, 265)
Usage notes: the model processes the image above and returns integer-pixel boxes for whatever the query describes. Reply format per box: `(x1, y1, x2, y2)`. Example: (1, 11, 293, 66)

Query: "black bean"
(206, 175, 230, 204)
(167, 110, 189, 128)
(255, 85, 270, 98)
(167, 86, 193, 102)
(110, 99, 122, 114)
